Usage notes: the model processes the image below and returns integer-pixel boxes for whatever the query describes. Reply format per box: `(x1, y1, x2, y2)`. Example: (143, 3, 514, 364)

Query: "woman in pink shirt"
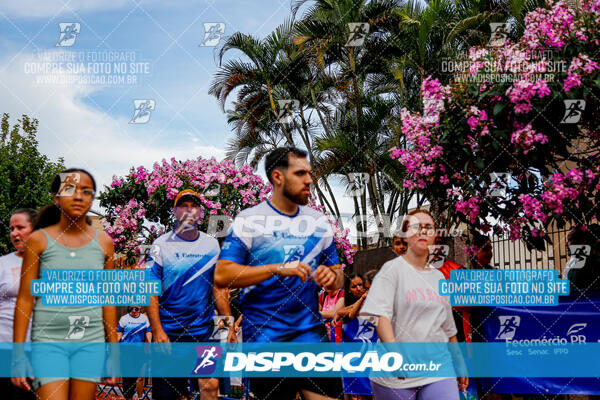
(319, 287, 344, 342)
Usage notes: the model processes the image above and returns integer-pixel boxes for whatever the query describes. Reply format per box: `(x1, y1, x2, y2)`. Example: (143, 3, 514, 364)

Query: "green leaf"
(493, 102, 506, 116)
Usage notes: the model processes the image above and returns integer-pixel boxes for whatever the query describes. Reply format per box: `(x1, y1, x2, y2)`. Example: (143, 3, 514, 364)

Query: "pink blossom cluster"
(466, 106, 489, 133)
(422, 77, 451, 126)
(132, 166, 149, 184)
(468, 44, 551, 78)
(103, 199, 148, 255)
(110, 177, 124, 187)
(510, 123, 549, 154)
(521, 0, 576, 49)
(307, 200, 356, 269)
(506, 79, 551, 114)
(519, 166, 599, 225)
(103, 156, 356, 267)
(390, 78, 450, 189)
(103, 199, 145, 240)
(469, 47, 488, 62)
(468, 46, 513, 76)
(455, 196, 480, 224)
(540, 171, 585, 214)
(103, 157, 270, 258)
(142, 157, 272, 210)
(465, 245, 479, 257)
(564, 53, 599, 92)
(465, 106, 491, 149)
(587, 0, 600, 20)
(390, 0, 600, 251)
(531, 228, 546, 237)
(518, 194, 548, 223)
(333, 225, 355, 269)
(508, 217, 528, 241)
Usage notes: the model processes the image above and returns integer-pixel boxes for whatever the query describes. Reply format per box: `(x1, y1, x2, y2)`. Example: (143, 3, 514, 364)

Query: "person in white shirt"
(361, 209, 468, 400)
(0, 208, 36, 400)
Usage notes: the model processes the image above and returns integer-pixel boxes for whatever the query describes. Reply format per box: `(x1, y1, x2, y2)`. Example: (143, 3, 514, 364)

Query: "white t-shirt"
(0, 252, 31, 342)
(361, 256, 457, 389)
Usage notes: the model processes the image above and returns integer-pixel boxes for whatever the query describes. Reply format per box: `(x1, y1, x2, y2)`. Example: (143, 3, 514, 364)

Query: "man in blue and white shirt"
(216, 147, 344, 400)
(117, 306, 151, 343)
(147, 189, 235, 400)
(117, 306, 151, 400)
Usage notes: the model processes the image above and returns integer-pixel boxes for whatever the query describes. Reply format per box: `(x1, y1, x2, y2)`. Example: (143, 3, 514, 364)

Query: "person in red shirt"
(438, 233, 494, 343)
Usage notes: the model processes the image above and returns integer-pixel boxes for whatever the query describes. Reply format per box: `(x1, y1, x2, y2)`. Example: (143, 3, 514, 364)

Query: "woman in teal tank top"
(12, 169, 118, 400)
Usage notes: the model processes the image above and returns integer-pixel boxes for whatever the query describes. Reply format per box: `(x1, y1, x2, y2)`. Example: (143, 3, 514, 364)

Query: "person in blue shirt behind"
(147, 189, 236, 400)
(117, 306, 151, 400)
(216, 147, 344, 400)
(117, 306, 151, 344)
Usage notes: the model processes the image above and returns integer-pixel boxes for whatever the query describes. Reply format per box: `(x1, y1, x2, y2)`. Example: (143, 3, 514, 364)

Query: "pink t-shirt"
(321, 289, 344, 312)
(320, 289, 344, 342)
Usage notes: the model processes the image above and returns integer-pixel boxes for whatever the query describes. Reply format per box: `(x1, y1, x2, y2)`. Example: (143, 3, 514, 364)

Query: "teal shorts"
(31, 343, 105, 390)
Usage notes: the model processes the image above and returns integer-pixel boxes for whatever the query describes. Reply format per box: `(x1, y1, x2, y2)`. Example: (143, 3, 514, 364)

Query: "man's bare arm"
(215, 259, 313, 288)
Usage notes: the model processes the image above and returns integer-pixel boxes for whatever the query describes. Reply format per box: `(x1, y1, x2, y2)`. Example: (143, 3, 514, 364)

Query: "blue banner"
(341, 317, 378, 395)
(4, 342, 600, 379)
(472, 291, 600, 394)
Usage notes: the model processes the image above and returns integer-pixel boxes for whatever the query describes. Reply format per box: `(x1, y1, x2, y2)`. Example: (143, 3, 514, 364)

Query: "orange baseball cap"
(173, 189, 202, 207)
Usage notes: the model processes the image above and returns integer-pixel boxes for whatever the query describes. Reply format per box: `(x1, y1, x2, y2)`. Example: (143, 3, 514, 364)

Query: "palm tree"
(291, 0, 413, 248)
(209, 0, 545, 250)
(209, 20, 345, 220)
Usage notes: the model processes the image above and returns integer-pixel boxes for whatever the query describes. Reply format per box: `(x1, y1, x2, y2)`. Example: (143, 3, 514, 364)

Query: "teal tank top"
(32, 229, 106, 342)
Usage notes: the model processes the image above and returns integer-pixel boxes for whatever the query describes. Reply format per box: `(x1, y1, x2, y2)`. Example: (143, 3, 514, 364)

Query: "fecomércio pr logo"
(566, 323, 587, 343)
(193, 345, 223, 375)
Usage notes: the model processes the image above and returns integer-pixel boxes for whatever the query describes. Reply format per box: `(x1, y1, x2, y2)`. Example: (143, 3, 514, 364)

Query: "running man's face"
(280, 155, 313, 205)
(9, 213, 34, 254)
(174, 199, 202, 227)
(55, 172, 95, 219)
(404, 212, 436, 255)
(129, 307, 140, 317)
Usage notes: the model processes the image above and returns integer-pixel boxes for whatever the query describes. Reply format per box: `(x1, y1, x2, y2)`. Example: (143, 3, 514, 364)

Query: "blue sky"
(0, 0, 380, 241)
(0, 0, 298, 187)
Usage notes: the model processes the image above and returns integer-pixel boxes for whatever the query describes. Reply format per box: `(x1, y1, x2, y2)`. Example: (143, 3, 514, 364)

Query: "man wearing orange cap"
(146, 189, 235, 400)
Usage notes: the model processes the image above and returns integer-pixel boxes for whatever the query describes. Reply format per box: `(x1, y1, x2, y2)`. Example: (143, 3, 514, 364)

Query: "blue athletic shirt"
(219, 201, 340, 342)
(117, 313, 150, 343)
(146, 230, 220, 340)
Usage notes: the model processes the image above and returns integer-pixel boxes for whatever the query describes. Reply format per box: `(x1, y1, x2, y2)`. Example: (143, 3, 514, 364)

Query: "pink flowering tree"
(307, 199, 356, 270)
(99, 156, 355, 267)
(390, 0, 600, 251)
